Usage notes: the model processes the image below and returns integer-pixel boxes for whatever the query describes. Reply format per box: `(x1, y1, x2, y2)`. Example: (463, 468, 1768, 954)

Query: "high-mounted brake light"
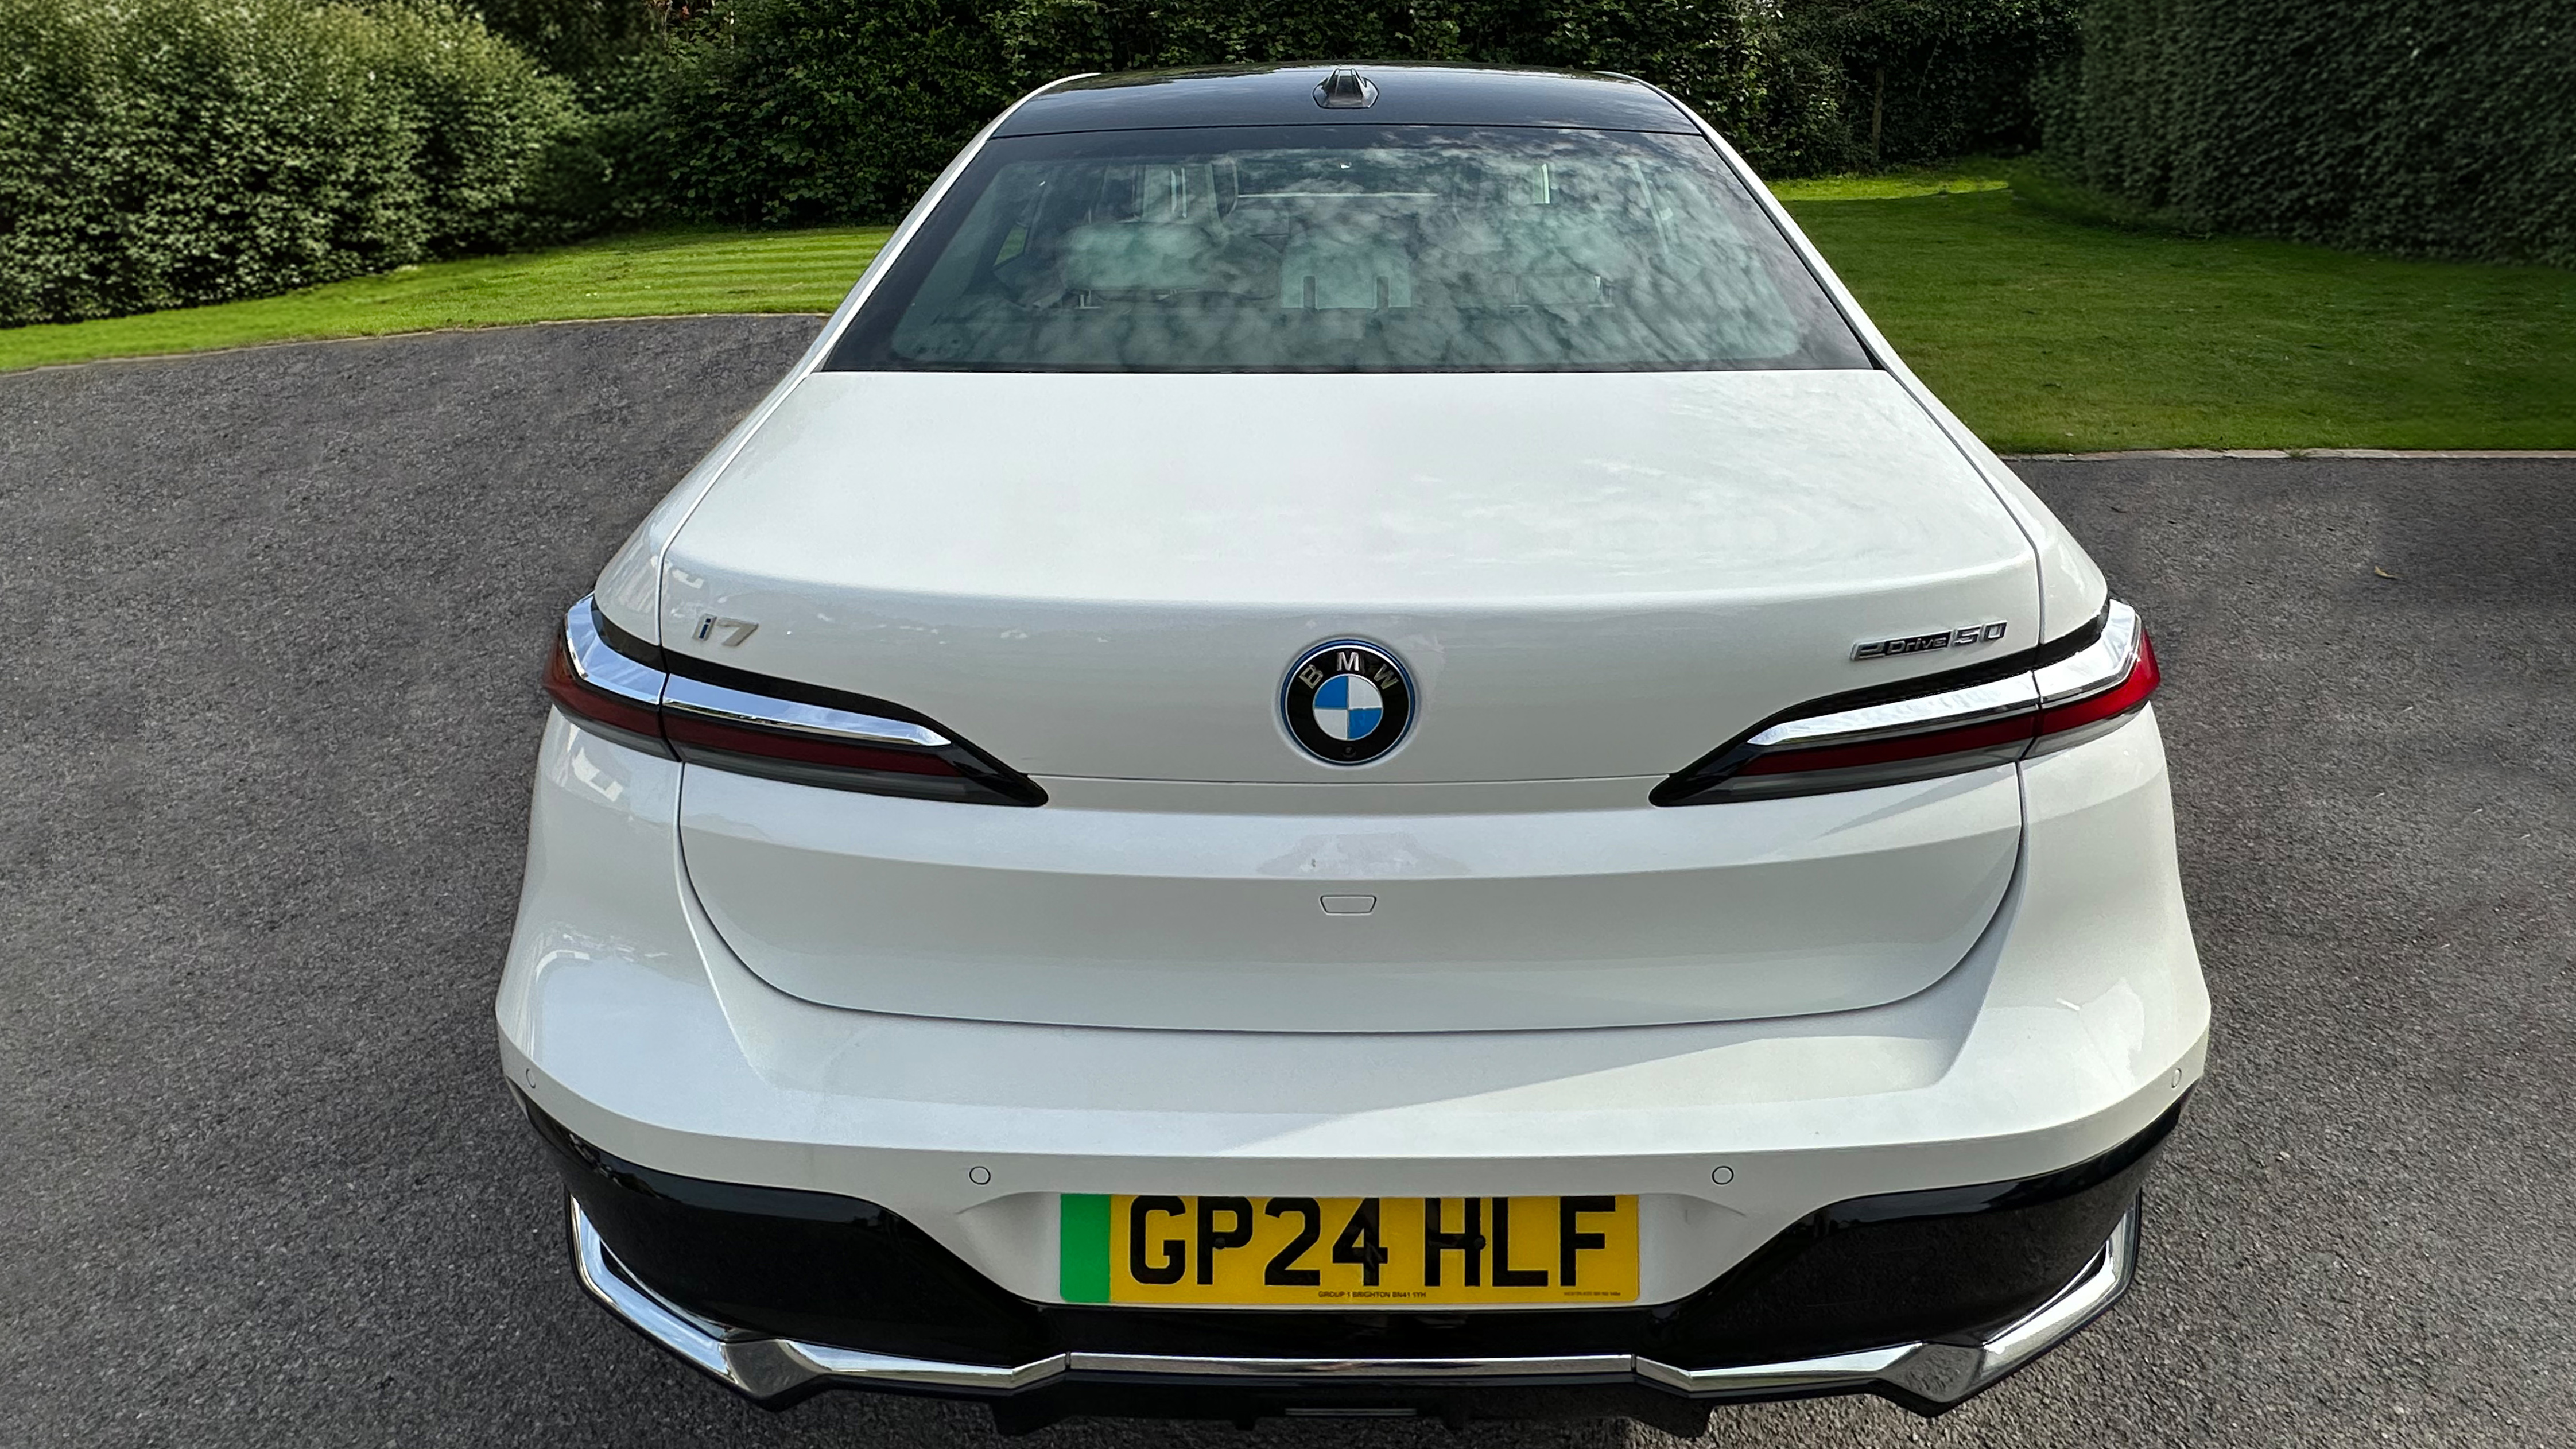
(542, 598, 1045, 807)
(1653, 600, 2160, 805)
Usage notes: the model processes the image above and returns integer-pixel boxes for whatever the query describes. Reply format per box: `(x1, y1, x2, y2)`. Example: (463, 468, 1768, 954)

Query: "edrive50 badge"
(1282, 640, 1415, 765)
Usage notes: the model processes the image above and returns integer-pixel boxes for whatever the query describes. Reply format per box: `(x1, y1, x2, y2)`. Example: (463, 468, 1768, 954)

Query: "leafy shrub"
(1778, 0, 2075, 169)
(357, 2, 593, 251)
(593, 0, 2067, 230)
(0, 0, 2090, 324)
(616, 0, 1024, 228)
(0, 0, 581, 325)
(468, 0, 658, 78)
(2037, 0, 2575, 267)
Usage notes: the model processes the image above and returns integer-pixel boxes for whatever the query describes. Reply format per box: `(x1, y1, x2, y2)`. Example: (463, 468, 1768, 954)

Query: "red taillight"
(658, 712, 965, 778)
(1655, 600, 2160, 805)
(1736, 712, 2040, 777)
(2033, 629, 2159, 746)
(543, 634, 668, 746)
(542, 598, 1042, 806)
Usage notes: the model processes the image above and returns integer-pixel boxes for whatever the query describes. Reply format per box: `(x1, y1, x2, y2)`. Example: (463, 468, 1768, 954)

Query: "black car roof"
(994, 65, 1698, 136)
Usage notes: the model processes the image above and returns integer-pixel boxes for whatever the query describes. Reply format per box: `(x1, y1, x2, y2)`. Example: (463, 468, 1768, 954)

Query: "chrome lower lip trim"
(567, 1197, 2138, 1408)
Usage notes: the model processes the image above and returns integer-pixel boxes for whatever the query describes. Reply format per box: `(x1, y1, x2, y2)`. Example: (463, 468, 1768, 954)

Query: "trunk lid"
(657, 366, 2038, 1030)
(653, 368, 2038, 784)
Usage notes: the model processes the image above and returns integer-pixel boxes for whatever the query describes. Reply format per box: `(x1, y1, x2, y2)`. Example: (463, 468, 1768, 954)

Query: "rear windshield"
(825, 126, 1871, 373)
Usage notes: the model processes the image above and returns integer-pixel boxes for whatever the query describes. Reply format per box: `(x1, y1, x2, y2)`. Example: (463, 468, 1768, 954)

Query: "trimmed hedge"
(1783, 0, 2074, 167)
(2038, 0, 2576, 267)
(0, 0, 582, 325)
(576, 0, 1780, 230)
(1, 0, 2084, 324)
(584, 0, 2072, 228)
(470, 0, 657, 78)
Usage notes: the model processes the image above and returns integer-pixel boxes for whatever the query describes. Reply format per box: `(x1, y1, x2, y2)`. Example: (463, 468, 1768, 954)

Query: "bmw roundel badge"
(1282, 640, 1415, 765)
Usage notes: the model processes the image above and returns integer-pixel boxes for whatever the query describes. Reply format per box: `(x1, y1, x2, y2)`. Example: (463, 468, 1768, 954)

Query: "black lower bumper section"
(526, 1092, 2177, 1427)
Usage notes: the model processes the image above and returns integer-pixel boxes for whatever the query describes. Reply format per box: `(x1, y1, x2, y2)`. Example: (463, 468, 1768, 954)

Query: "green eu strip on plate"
(1060, 1193, 1112, 1303)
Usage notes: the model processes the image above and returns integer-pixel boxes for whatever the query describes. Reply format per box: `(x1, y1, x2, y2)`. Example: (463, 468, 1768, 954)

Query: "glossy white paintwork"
(496, 708, 2206, 1307)
(1669, 103, 2111, 642)
(654, 368, 2036, 784)
(680, 760, 2019, 1030)
(505, 76, 2199, 1319)
(590, 78, 1091, 639)
(598, 95, 2101, 1034)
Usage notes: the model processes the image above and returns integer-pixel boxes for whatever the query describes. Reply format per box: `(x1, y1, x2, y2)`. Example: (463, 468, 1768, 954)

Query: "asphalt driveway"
(2, 317, 2569, 1448)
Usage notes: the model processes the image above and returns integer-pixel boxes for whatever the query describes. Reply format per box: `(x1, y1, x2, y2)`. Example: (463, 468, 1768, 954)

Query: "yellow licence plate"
(1059, 1195, 1638, 1306)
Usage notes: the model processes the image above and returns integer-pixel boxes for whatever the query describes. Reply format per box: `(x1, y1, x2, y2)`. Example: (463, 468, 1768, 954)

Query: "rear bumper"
(540, 1092, 2167, 1425)
(499, 706, 2209, 1425)
(498, 710, 2206, 1300)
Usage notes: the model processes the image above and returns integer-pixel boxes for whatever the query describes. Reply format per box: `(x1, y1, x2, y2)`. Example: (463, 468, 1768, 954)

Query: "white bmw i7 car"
(501, 63, 2206, 1432)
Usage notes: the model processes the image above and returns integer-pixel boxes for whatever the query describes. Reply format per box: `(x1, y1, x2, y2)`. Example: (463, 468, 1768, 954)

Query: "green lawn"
(4, 178, 2571, 452)
(0, 227, 891, 373)
(1776, 172, 2576, 451)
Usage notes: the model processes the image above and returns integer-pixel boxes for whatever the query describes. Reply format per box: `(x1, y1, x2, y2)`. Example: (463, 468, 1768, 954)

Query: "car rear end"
(496, 63, 2206, 1432)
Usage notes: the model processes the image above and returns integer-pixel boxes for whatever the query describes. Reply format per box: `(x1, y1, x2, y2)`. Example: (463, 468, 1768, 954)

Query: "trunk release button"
(1320, 895, 1378, 916)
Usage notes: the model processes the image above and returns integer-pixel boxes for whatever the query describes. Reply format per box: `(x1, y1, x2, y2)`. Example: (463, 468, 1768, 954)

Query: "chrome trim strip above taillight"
(563, 600, 666, 705)
(552, 595, 1045, 805)
(1747, 599, 2142, 753)
(563, 598, 952, 750)
(1747, 672, 2040, 750)
(661, 674, 951, 750)
(1655, 599, 2154, 805)
(2035, 600, 2142, 706)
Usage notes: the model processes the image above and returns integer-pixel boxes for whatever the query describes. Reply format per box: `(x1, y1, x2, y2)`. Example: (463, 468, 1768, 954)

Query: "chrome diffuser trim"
(1061, 1350, 1632, 1381)
(567, 1197, 2139, 1409)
